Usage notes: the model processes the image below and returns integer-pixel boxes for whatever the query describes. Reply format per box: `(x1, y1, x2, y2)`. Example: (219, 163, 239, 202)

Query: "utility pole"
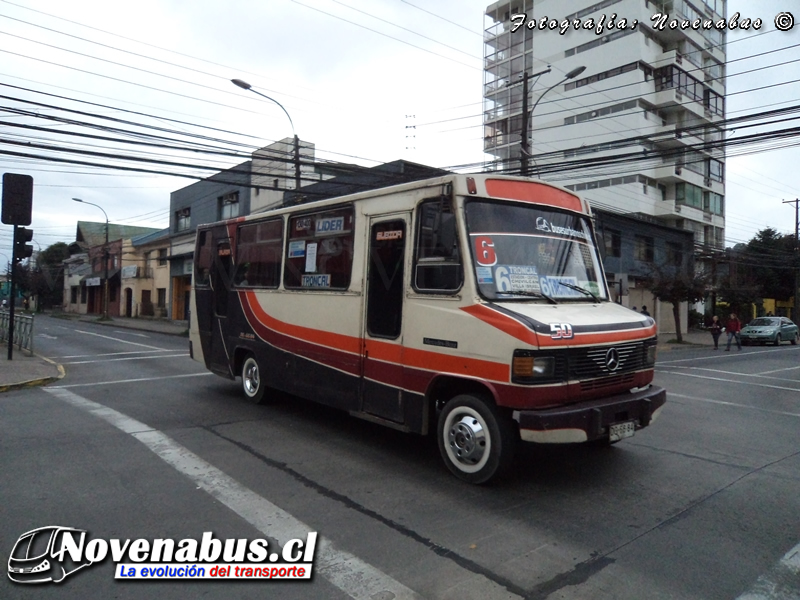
(519, 71, 531, 177)
(783, 198, 800, 321)
(510, 66, 586, 177)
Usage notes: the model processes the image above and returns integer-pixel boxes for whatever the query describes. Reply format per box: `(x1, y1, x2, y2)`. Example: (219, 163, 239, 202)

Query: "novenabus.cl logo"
(8, 526, 93, 584)
(8, 526, 318, 584)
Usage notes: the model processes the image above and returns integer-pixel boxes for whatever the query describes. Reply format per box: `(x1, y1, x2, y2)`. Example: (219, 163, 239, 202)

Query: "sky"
(0, 0, 799, 261)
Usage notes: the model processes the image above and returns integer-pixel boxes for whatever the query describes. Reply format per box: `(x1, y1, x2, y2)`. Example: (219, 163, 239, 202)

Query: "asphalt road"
(1, 314, 799, 599)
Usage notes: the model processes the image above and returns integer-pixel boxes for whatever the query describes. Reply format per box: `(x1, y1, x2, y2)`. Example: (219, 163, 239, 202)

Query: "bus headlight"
(512, 354, 555, 379)
(645, 344, 657, 365)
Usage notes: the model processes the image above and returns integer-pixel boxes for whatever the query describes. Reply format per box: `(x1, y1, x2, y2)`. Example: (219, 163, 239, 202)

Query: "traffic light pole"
(8, 224, 17, 360)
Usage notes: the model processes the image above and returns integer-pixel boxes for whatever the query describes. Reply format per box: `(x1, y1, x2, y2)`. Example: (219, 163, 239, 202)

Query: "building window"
(704, 192, 724, 215)
(666, 242, 683, 267)
(157, 288, 166, 308)
(144, 251, 151, 275)
(676, 183, 703, 210)
(219, 192, 240, 220)
(603, 229, 621, 258)
(176, 208, 191, 232)
(707, 159, 724, 182)
(158, 248, 168, 266)
(634, 235, 654, 263)
(80, 286, 87, 304)
(70, 286, 78, 304)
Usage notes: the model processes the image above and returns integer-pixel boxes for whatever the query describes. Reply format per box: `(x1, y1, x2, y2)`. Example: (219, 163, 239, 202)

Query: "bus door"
(209, 236, 234, 376)
(361, 215, 409, 423)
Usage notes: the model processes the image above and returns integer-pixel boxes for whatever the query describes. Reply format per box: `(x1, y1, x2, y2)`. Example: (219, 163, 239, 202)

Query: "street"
(2, 314, 799, 599)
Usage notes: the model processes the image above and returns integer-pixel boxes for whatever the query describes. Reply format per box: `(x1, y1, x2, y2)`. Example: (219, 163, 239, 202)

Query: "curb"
(0, 354, 65, 394)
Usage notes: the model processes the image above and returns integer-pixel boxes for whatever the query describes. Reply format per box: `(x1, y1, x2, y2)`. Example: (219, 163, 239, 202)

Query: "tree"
(642, 263, 708, 343)
(745, 227, 796, 301)
(28, 242, 70, 310)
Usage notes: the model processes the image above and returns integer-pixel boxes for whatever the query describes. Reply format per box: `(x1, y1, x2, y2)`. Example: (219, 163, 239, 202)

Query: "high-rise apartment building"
(483, 0, 726, 250)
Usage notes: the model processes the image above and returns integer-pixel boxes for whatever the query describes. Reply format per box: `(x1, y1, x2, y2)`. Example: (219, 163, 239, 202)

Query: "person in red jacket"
(725, 313, 742, 351)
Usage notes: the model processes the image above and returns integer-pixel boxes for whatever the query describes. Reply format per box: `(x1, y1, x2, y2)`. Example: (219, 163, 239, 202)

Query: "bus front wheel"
(437, 394, 516, 484)
(241, 354, 268, 404)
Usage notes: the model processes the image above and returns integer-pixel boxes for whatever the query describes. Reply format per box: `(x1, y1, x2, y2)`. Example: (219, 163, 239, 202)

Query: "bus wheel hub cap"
(448, 415, 486, 464)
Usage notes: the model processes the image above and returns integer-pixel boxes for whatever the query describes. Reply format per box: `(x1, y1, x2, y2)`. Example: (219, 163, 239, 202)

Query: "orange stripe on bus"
(243, 291, 362, 354)
(364, 339, 509, 381)
(460, 304, 540, 345)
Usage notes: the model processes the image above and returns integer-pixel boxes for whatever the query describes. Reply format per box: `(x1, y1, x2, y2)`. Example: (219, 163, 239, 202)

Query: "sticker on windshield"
(476, 266, 494, 284)
(540, 276, 581, 298)
(494, 265, 540, 293)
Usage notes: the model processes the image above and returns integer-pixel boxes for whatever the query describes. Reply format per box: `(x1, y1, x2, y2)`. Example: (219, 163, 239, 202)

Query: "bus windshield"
(465, 200, 607, 302)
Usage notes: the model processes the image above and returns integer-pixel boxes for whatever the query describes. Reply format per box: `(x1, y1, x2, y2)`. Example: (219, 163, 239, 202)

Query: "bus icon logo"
(8, 526, 93, 584)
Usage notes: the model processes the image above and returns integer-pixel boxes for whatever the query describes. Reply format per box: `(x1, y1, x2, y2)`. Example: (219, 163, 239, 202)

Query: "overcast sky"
(1, 0, 798, 259)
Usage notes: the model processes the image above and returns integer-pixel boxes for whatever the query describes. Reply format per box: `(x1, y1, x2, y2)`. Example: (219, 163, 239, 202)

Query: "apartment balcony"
(651, 87, 709, 121)
(651, 163, 706, 187)
(650, 122, 706, 151)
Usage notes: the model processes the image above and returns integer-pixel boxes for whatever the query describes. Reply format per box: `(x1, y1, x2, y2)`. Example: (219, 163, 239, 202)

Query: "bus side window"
(195, 229, 212, 287)
(284, 207, 355, 290)
(234, 218, 283, 288)
(414, 198, 463, 293)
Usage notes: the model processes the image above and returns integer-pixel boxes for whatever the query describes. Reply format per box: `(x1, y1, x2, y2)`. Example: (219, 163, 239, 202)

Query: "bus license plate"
(609, 421, 635, 442)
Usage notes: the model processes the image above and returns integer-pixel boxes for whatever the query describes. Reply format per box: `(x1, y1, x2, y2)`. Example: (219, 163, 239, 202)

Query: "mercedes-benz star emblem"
(605, 347, 620, 371)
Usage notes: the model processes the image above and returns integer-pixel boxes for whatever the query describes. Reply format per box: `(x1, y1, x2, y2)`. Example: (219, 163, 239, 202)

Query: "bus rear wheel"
(241, 354, 268, 404)
(437, 394, 516, 484)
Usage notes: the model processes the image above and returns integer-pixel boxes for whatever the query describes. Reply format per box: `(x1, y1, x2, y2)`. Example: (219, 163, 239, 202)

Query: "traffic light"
(13, 227, 33, 263)
(2, 173, 33, 226)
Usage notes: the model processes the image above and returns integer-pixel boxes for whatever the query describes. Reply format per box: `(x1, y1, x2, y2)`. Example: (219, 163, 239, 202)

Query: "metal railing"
(0, 310, 34, 355)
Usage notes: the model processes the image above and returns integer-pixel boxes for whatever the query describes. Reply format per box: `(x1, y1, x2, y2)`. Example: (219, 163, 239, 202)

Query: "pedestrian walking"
(640, 305, 651, 316)
(709, 315, 722, 350)
(725, 313, 742, 351)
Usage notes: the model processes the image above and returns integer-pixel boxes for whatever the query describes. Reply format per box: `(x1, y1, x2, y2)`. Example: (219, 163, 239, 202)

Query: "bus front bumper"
(514, 385, 667, 444)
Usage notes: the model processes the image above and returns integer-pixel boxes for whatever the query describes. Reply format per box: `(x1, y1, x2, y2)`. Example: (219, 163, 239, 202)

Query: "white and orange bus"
(189, 174, 665, 483)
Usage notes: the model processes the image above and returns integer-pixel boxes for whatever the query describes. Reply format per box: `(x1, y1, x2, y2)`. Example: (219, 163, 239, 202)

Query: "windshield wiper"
(556, 281, 600, 302)
(499, 290, 558, 304)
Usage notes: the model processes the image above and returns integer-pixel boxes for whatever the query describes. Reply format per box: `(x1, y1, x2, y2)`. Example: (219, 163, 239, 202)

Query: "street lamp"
(231, 78, 301, 191)
(73, 198, 110, 320)
(520, 65, 586, 176)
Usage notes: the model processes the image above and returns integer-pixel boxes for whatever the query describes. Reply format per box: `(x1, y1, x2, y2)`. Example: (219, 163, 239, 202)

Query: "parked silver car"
(740, 317, 799, 346)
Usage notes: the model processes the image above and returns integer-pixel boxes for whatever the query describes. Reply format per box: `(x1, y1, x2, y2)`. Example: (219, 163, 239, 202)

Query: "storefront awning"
(80, 268, 120, 285)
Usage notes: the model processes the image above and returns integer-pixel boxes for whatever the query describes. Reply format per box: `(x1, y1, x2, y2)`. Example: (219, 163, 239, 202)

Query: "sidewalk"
(657, 329, 716, 351)
(0, 351, 63, 393)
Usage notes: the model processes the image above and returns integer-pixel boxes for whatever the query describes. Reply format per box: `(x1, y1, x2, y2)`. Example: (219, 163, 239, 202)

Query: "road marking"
(43, 387, 423, 600)
(75, 329, 166, 350)
(759, 365, 800, 375)
(659, 370, 800, 394)
(658, 346, 800, 365)
(670, 393, 800, 418)
(664, 366, 800, 383)
(38, 333, 58, 339)
(736, 542, 800, 599)
(113, 330, 151, 338)
(51, 372, 214, 388)
(62, 354, 189, 365)
(58, 350, 175, 359)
